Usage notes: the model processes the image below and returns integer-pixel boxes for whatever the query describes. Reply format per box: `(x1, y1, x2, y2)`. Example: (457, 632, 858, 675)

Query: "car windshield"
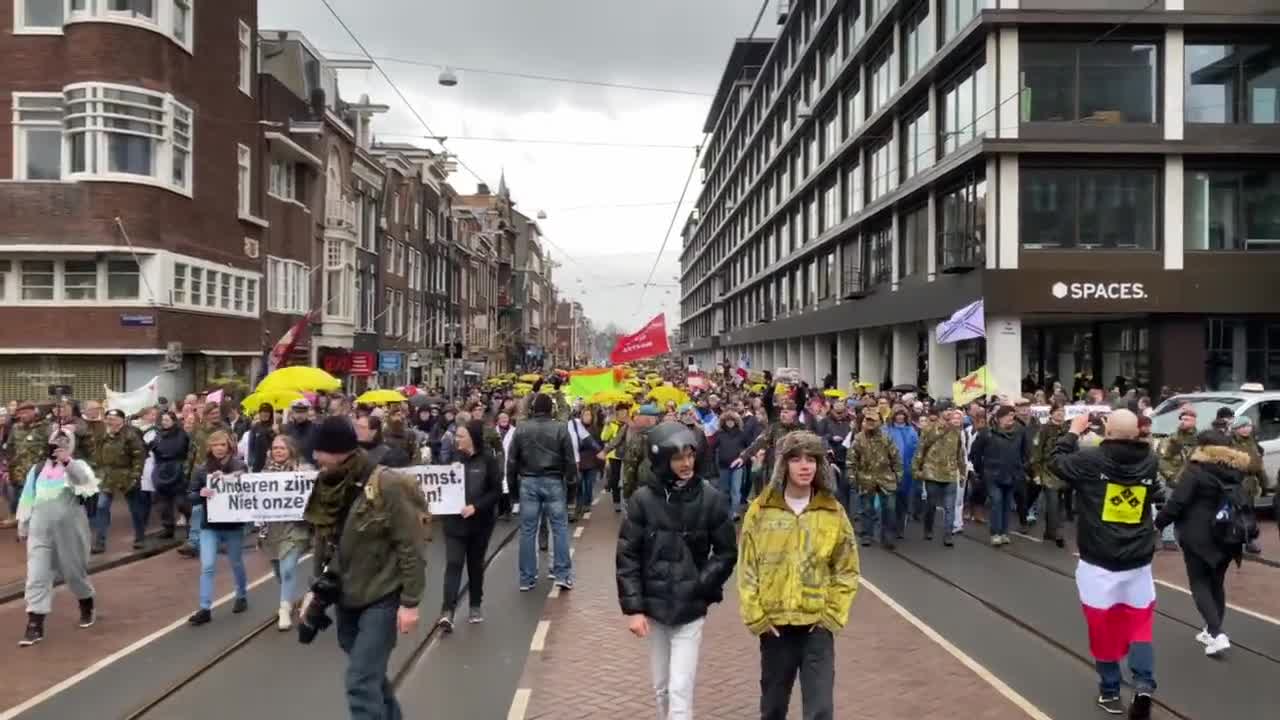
(1150, 396, 1246, 436)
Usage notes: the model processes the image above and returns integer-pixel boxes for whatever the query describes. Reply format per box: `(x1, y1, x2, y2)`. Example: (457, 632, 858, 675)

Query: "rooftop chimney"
(476, 183, 491, 195)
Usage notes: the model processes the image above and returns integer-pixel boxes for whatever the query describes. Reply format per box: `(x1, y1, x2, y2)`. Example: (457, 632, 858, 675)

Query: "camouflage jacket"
(912, 427, 966, 484)
(1231, 435, 1266, 499)
(621, 426, 654, 500)
(740, 421, 803, 470)
(1031, 422, 1068, 489)
(1157, 428, 1197, 487)
(51, 418, 94, 462)
(95, 427, 145, 494)
(8, 420, 50, 488)
(848, 431, 902, 493)
(185, 422, 228, 479)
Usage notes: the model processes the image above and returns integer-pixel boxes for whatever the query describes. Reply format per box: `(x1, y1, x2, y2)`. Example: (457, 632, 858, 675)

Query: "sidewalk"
(516, 504, 1033, 720)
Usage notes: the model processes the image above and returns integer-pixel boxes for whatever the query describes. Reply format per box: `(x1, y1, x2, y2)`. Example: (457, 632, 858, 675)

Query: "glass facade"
(1021, 42, 1157, 123)
(1186, 43, 1280, 124)
(1021, 168, 1158, 249)
(1184, 169, 1280, 251)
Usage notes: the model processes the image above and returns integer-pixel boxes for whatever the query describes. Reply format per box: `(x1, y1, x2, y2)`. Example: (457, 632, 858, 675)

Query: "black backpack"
(1212, 480, 1259, 549)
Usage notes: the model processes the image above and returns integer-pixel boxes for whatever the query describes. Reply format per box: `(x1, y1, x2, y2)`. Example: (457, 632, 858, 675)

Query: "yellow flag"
(953, 365, 996, 405)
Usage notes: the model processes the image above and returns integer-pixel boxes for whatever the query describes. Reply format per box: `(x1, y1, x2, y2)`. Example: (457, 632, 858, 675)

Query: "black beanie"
(314, 416, 358, 454)
(531, 393, 554, 416)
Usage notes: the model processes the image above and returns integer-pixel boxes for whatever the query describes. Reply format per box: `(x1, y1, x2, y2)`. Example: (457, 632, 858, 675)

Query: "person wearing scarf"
(17, 432, 99, 646)
(262, 434, 313, 631)
(437, 420, 501, 630)
(186, 430, 249, 626)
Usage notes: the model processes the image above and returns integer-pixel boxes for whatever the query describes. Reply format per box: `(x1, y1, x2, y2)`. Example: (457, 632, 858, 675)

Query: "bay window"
(65, 1, 193, 49)
(266, 256, 310, 315)
(12, 94, 63, 180)
(323, 238, 355, 321)
(2, 256, 143, 304)
(61, 83, 193, 193)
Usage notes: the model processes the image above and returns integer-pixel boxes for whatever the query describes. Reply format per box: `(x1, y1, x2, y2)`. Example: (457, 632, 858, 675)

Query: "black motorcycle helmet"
(647, 421, 699, 483)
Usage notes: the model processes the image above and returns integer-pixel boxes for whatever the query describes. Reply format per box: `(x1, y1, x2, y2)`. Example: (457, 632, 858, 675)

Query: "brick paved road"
(517, 506, 1033, 720)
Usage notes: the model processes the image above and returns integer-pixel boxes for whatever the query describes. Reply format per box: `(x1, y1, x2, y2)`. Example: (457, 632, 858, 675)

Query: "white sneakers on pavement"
(277, 602, 292, 632)
(1205, 633, 1230, 657)
(1195, 629, 1212, 646)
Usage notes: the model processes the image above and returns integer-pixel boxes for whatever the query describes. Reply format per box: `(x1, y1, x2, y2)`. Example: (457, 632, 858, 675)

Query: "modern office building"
(678, 0, 1280, 399)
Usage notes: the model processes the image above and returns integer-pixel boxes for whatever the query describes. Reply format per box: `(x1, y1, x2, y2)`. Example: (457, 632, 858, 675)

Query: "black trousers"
(607, 459, 623, 506)
(759, 625, 834, 720)
(1183, 551, 1230, 637)
(442, 520, 495, 613)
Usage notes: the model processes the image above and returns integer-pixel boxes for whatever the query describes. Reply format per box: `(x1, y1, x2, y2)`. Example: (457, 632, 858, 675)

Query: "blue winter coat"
(886, 423, 919, 496)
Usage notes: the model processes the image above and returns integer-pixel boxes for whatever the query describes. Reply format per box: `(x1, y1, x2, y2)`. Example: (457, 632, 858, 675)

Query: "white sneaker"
(277, 602, 292, 632)
(1205, 633, 1230, 656)
(1195, 629, 1212, 646)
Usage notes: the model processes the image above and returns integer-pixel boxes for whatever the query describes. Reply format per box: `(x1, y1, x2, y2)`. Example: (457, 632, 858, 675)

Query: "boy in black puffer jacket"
(616, 421, 737, 720)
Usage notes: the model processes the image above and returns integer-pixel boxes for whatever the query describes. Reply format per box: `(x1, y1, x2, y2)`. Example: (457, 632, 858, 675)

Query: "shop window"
(1185, 42, 1280, 125)
(1021, 42, 1157, 124)
(1184, 169, 1280, 251)
(1021, 168, 1157, 249)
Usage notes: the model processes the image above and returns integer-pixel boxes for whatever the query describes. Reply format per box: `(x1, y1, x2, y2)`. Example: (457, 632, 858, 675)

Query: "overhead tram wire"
(375, 133, 698, 151)
(635, 145, 701, 314)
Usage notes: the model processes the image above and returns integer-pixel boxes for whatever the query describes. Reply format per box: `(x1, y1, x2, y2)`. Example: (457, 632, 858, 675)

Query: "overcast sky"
(261, 0, 771, 332)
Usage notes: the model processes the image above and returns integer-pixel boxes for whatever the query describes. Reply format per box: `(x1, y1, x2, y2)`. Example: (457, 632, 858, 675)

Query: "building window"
(867, 224, 892, 286)
(902, 102, 933, 181)
(1021, 42, 1158, 124)
(12, 94, 63, 180)
(937, 171, 987, 269)
(65, 1, 192, 49)
(869, 42, 896, 114)
(940, 57, 994, 156)
(821, 176, 839, 233)
(107, 259, 139, 299)
(902, 2, 933, 80)
(900, 204, 928, 280)
(16, 0, 63, 32)
(21, 260, 55, 300)
(266, 256, 310, 315)
(63, 260, 97, 300)
(238, 20, 253, 96)
(844, 160, 862, 217)
(62, 83, 193, 193)
(942, 0, 988, 42)
(1185, 43, 1280, 125)
(1021, 168, 1158, 249)
(172, 0, 189, 43)
(842, 78, 862, 139)
(820, 36, 838, 89)
(235, 144, 251, 214)
(869, 138, 896, 202)
(1184, 169, 1280, 251)
(269, 159, 298, 201)
(324, 238, 355, 321)
(843, 0, 862, 57)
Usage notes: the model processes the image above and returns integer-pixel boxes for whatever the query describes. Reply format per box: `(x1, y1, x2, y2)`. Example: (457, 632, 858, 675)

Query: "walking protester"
(733, 400, 803, 501)
(261, 435, 312, 631)
(885, 409, 919, 539)
(438, 421, 501, 630)
(9, 402, 50, 523)
(814, 401, 854, 523)
(302, 416, 429, 720)
(1013, 397, 1042, 530)
(1032, 405, 1069, 547)
(568, 406, 604, 521)
(92, 409, 146, 554)
(1156, 407, 1198, 551)
(1154, 430, 1256, 657)
(847, 409, 902, 549)
(148, 411, 189, 540)
(1227, 416, 1266, 555)
(246, 403, 277, 473)
(187, 430, 249, 626)
(600, 403, 630, 513)
(714, 410, 750, 519)
(961, 406, 987, 525)
(970, 405, 1030, 547)
(508, 393, 578, 592)
(355, 414, 412, 468)
(496, 411, 516, 515)
(913, 408, 966, 546)
(621, 404, 664, 503)
(617, 422, 737, 720)
(17, 432, 99, 646)
(738, 431, 860, 720)
(1048, 410, 1161, 718)
(284, 399, 320, 467)
(676, 403, 718, 483)
(177, 404, 228, 558)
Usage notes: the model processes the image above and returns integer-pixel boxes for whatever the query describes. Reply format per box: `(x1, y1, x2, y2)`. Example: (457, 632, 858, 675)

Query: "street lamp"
(438, 66, 459, 87)
(537, 210, 548, 220)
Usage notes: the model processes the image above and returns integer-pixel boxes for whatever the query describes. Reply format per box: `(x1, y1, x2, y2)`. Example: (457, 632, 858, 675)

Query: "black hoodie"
(1155, 444, 1252, 567)
(1048, 432, 1160, 572)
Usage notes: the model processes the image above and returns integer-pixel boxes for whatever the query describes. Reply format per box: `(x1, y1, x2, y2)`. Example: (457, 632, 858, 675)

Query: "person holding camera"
(300, 415, 428, 720)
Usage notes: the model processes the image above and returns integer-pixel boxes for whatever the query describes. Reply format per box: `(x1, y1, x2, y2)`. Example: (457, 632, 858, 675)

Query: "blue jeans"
(719, 467, 744, 512)
(989, 483, 1016, 536)
(272, 547, 301, 604)
(577, 468, 600, 512)
(519, 475, 572, 586)
(337, 594, 403, 720)
(859, 490, 896, 542)
(198, 528, 247, 609)
(92, 488, 149, 545)
(188, 504, 205, 548)
(1096, 641, 1156, 696)
(923, 481, 958, 537)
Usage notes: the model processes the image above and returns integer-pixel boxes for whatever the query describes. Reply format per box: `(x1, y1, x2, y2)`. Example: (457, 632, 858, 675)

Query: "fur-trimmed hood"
(768, 430, 833, 494)
(1189, 444, 1252, 471)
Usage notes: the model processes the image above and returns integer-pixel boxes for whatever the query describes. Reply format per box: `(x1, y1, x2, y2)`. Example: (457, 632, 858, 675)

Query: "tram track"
(123, 523, 519, 719)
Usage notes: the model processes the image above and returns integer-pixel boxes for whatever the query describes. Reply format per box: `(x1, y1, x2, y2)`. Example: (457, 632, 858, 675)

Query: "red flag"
(268, 311, 316, 372)
(609, 313, 671, 365)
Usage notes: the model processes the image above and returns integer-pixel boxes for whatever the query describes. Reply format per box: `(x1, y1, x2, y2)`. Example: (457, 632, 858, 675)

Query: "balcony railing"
(325, 196, 358, 230)
(936, 231, 985, 274)
(841, 266, 872, 300)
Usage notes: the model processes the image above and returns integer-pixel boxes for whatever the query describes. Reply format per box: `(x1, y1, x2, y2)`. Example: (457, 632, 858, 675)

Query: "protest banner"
(1029, 405, 1111, 423)
(206, 464, 466, 523)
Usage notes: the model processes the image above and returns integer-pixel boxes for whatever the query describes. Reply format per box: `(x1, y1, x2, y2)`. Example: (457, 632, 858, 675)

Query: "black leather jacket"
(506, 413, 578, 487)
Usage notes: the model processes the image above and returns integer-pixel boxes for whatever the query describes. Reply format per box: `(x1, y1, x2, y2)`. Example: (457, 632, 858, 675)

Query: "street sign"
(378, 352, 404, 372)
(120, 313, 155, 327)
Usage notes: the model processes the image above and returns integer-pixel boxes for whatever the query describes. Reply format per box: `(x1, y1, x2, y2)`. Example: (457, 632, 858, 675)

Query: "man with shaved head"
(1048, 408, 1162, 718)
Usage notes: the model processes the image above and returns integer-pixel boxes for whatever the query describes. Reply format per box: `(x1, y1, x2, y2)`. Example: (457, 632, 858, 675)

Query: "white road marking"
(530, 620, 551, 651)
(548, 584, 561, 599)
(592, 495, 600, 506)
(583, 511, 591, 521)
(862, 579, 1053, 720)
(507, 688, 532, 720)
(1009, 532, 1043, 544)
(0, 556, 299, 720)
(570, 547, 576, 558)
(1153, 578, 1280, 626)
(573, 526, 584, 539)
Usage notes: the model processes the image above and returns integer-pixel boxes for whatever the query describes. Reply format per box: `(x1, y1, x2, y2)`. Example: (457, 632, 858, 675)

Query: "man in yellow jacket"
(738, 430, 859, 719)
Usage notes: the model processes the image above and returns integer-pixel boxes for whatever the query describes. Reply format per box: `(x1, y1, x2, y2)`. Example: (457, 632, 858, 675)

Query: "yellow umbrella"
(256, 366, 342, 394)
(823, 389, 848, 401)
(647, 385, 689, 407)
(356, 389, 408, 405)
(518, 373, 542, 383)
(588, 389, 633, 406)
(241, 390, 304, 412)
